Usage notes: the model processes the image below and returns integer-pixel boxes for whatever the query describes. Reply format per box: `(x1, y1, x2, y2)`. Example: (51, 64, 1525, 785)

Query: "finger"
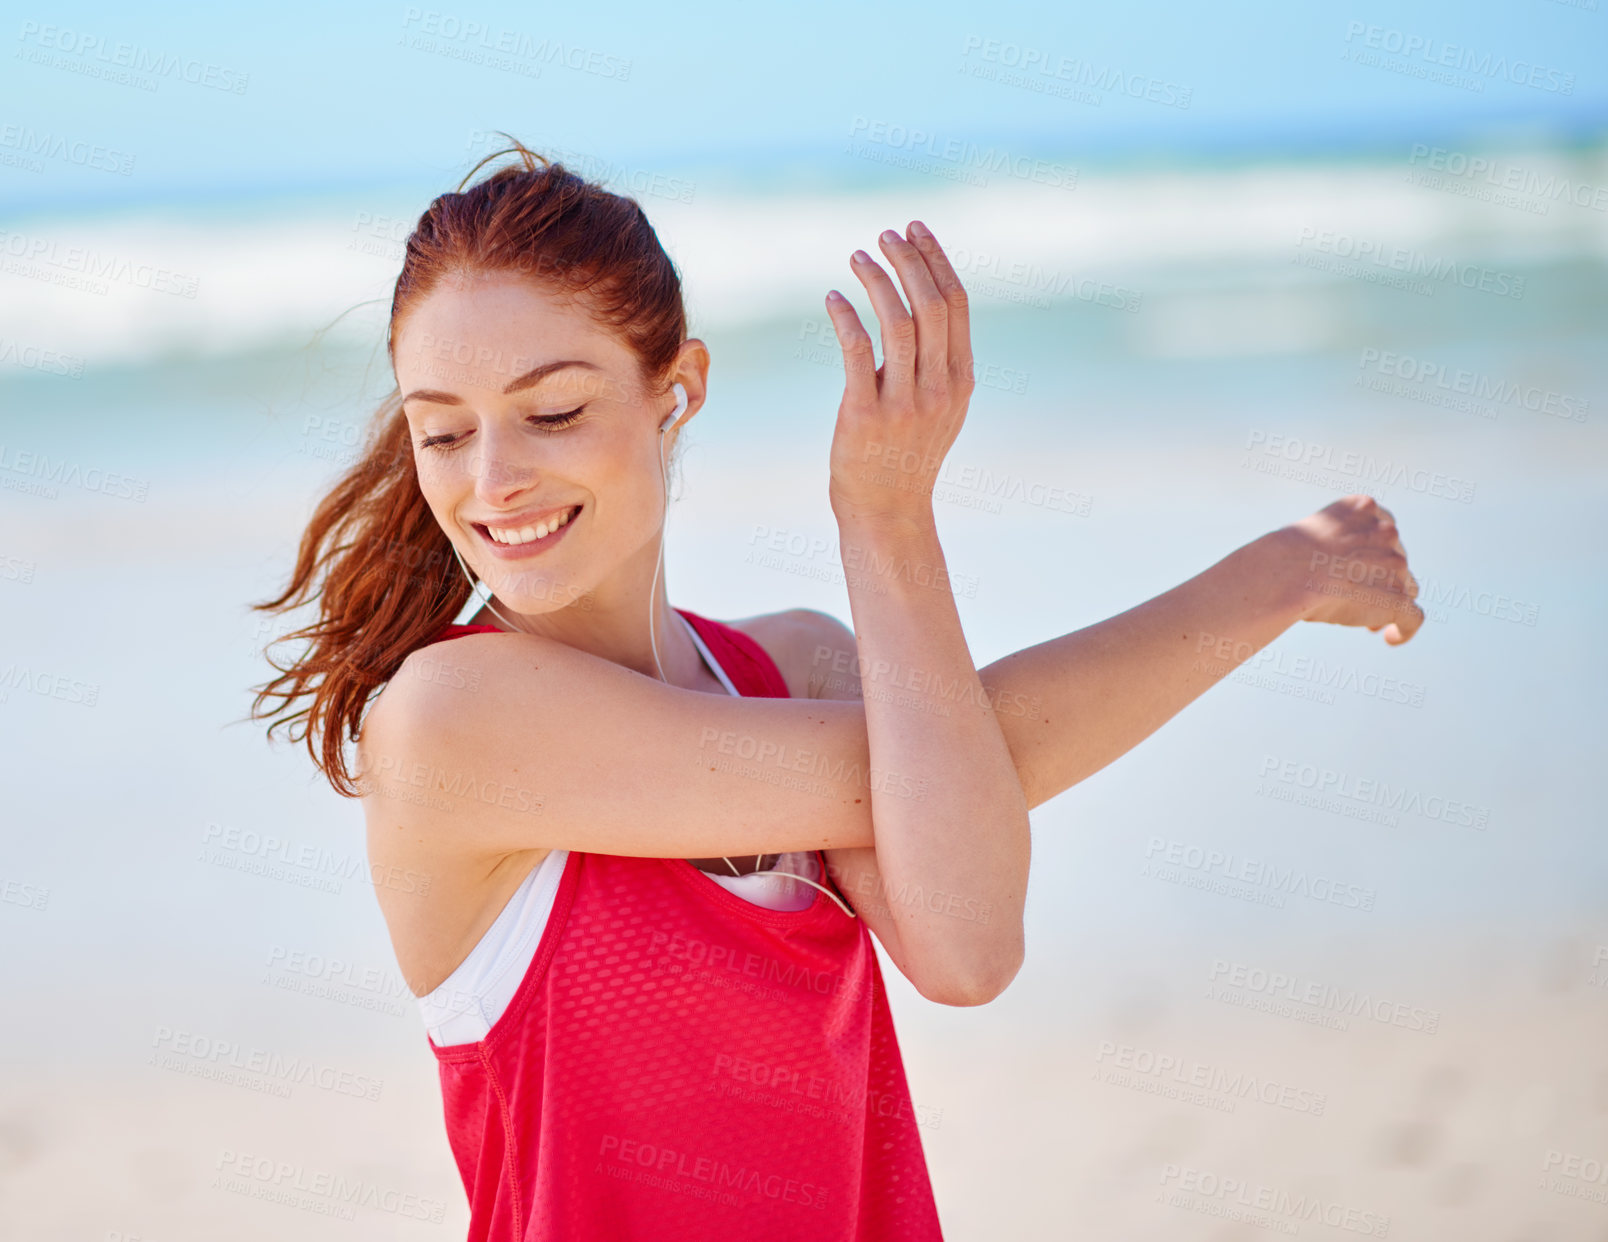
(1376, 517, 1411, 570)
(1379, 557, 1425, 643)
(875, 228, 948, 400)
(1398, 560, 1419, 601)
(850, 249, 917, 394)
(1383, 594, 1427, 644)
(1396, 558, 1425, 636)
(906, 220, 974, 389)
(824, 290, 878, 408)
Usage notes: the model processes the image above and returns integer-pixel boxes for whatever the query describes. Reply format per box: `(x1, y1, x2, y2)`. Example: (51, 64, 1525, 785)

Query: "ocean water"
(3, 150, 1607, 1238)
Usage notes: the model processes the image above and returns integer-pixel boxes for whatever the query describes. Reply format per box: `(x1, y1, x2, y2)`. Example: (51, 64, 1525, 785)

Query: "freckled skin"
(394, 272, 784, 893)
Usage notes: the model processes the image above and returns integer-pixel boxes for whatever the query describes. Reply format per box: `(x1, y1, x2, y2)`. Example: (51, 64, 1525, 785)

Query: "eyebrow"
(401, 359, 602, 407)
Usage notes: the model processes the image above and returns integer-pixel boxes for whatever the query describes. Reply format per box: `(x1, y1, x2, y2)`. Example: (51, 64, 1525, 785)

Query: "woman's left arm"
(809, 224, 1424, 1008)
(976, 492, 1424, 810)
(815, 493, 1423, 982)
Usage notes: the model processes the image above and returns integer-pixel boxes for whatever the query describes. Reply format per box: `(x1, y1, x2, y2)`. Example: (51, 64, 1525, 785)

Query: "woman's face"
(393, 270, 688, 615)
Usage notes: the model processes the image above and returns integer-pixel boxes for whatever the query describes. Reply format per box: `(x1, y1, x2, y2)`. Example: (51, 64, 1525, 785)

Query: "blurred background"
(2, 0, 1605, 1238)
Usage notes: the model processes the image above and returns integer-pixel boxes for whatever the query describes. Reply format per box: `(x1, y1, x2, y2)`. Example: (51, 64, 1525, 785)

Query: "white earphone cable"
(446, 383, 854, 918)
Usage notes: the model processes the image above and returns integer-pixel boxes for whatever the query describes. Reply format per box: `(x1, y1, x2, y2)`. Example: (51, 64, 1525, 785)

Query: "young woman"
(251, 141, 1423, 1240)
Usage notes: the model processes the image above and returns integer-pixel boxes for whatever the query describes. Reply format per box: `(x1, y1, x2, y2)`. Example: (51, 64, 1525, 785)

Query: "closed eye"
(419, 407, 586, 451)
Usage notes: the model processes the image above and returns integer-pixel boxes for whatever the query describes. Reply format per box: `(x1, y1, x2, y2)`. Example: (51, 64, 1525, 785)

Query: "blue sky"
(3, 0, 1603, 212)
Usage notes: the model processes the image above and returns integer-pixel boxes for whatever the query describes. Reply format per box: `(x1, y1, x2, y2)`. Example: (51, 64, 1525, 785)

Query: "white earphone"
(659, 381, 687, 434)
(646, 382, 687, 681)
(452, 383, 688, 630)
(447, 377, 854, 915)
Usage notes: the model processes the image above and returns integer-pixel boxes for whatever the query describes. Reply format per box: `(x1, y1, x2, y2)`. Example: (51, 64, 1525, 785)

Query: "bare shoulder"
(358, 628, 570, 783)
(366, 629, 534, 721)
(726, 607, 862, 702)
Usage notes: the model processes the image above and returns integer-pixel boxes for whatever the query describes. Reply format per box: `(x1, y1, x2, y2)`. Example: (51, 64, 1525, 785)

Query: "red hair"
(248, 136, 688, 796)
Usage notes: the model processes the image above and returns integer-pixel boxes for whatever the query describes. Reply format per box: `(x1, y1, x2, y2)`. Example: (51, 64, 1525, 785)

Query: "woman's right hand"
(822, 222, 975, 528)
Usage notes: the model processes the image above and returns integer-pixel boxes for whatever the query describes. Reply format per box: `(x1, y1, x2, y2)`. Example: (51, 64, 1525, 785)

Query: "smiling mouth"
(473, 504, 582, 548)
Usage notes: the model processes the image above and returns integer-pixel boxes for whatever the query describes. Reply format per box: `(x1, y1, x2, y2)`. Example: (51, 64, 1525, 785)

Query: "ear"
(666, 339, 710, 427)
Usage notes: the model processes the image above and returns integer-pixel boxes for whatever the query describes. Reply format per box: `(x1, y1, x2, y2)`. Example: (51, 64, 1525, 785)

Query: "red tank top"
(419, 607, 944, 1240)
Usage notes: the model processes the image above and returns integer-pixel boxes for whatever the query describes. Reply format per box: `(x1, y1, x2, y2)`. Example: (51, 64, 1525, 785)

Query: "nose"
(467, 424, 538, 507)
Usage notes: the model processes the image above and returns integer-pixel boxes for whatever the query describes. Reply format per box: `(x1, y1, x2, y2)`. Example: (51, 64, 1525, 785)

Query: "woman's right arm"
(356, 629, 883, 863)
(358, 491, 1421, 868)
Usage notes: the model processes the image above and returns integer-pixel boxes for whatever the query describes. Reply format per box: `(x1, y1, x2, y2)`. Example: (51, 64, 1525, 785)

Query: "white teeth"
(486, 506, 576, 546)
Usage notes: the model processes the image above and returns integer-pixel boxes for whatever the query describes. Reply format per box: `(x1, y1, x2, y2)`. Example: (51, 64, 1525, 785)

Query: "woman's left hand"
(823, 221, 975, 527)
(1281, 494, 1426, 644)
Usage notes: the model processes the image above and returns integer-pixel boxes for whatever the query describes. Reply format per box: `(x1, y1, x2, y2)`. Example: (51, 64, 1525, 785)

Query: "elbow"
(912, 934, 1025, 1008)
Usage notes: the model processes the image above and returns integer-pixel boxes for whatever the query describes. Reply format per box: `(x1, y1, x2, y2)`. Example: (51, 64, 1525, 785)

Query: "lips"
(471, 504, 581, 554)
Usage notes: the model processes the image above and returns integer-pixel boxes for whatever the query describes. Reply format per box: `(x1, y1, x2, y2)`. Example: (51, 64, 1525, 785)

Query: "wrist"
(830, 494, 938, 542)
(833, 507, 950, 598)
(1244, 526, 1319, 626)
